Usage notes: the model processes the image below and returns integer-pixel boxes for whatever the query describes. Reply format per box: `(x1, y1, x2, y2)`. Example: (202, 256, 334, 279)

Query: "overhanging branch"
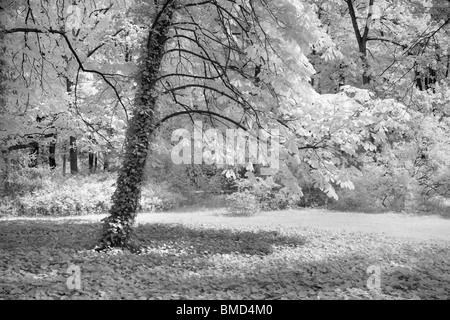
(154, 109, 247, 131)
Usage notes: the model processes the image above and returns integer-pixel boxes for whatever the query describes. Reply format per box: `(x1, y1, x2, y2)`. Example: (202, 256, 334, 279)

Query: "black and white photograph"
(0, 0, 449, 306)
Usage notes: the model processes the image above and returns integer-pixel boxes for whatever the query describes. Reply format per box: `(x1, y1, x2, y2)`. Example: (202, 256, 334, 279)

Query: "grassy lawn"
(0, 209, 449, 300)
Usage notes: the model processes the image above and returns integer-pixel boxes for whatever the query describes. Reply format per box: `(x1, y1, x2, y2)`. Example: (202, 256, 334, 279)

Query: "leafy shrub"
(414, 196, 450, 218)
(226, 191, 260, 216)
(140, 181, 187, 212)
(0, 171, 187, 217)
(233, 177, 295, 211)
(1, 166, 57, 196)
(144, 155, 220, 204)
(329, 164, 413, 213)
(266, 187, 296, 210)
(5, 173, 115, 216)
(328, 132, 450, 214)
(297, 182, 329, 208)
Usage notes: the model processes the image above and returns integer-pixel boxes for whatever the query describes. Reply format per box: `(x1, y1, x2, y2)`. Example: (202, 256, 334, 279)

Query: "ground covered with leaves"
(0, 214, 449, 300)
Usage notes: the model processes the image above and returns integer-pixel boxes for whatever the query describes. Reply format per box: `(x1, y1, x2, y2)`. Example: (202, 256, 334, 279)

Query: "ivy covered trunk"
(99, 0, 175, 250)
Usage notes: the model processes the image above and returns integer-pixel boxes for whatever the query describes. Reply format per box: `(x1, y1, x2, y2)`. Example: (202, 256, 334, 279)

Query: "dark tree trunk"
(49, 141, 56, 169)
(103, 151, 109, 171)
(88, 152, 94, 173)
(346, 0, 373, 85)
(94, 153, 98, 172)
(1, 155, 10, 193)
(62, 154, 66, 176)
(28, 142, 39, 168)
(359, 44, 371, 85)
(415, 67, 437, 91)
(99, 0, 175, 251)
(69, 136, 78, 174)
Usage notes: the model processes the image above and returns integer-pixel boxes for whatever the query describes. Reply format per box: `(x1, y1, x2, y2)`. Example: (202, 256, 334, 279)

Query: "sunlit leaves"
(1, 0, 135, 154)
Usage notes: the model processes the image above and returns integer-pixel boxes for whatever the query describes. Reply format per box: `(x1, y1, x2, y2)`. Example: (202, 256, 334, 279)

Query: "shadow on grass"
(135, 223, 306, 255)
(0, 220, 102, 251)
(1, 219, 448, 300)
(0, 219, 306, 256)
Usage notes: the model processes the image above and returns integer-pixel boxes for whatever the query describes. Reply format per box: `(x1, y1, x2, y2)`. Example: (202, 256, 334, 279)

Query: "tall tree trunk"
(359, 43, 371, 85)
(28, 142, 39, 168)
(65, 76, 77, 174)
(88, 152, 94, 173)
(62, 140, 67, 176)
(103, 151, 109, 171)
(49, 141, 56, 169)
(69, 136, 78, 174)
(62, 154, 66, 176)
(94, 153, 98, 172)
(99, 0, 175, 251)
(1, 154, 9, 194)
(346, 0, 374, 85)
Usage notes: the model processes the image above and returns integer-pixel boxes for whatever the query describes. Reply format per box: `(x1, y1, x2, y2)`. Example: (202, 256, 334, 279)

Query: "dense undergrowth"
(0, 218, 448, 300)
(0, 167, 186, 217)
(0, 165, 449, 218)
